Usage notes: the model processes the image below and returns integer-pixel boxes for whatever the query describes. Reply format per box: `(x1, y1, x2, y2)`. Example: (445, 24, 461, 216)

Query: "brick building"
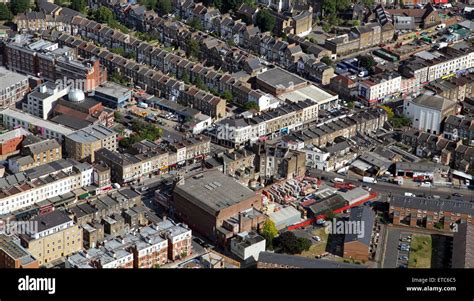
(172, 170, 263, 244)
(390, 196, 474, 231)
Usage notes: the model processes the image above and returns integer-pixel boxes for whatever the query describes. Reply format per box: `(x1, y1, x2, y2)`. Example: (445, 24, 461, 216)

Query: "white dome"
(68, 89, 85, 102)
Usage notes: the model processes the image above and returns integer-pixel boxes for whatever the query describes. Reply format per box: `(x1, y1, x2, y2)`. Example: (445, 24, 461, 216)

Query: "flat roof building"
(172, 170, 261, 242)
(65, 124, 117, 162)
(0, 67, 29, 109)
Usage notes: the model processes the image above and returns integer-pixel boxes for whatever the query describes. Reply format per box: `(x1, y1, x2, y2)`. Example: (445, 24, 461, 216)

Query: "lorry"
(362, 176, 377, 184)
(434, 42, 448, 50)
(138, 102, 148, 109)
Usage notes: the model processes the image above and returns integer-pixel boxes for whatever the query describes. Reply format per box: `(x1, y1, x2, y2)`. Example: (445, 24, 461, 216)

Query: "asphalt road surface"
(308, 169, 474, 201)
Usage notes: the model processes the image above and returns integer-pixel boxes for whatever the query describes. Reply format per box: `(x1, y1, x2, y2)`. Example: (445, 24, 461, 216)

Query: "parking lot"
(395, 232, 412, 268)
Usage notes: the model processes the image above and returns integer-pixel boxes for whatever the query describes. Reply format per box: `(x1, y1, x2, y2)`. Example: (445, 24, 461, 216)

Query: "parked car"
(452, 193, 464, 198)
(399, 255, 409, 261)
(312, 236, 321, 242)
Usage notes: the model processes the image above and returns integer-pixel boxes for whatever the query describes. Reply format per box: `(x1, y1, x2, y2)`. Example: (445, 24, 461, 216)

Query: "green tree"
(156, 0, 172, 15)
(274, 232, 311, 255)
(0, 3, 13, 21)
(93, 7, 114, 24)
(297, 237, 312, 252)
(321, 56, 333, 66)
(194, 76, 206, 90)
(114, 111, 123, 123)
(328, 14, 340, 26)
(361, 0, 375, 8)
(110, 47, 126, 57)
(256, 9, 276, 32)
(182, 71, 190, 84)
(391, 116, 412, 128)
(260, 220, 278, 249)
(222, 90, 233, 101)
(70, 0, 86, 13)
(188, 17, 203, 31)
(380, 105, 394, 120)
(336, 0, 351, 11)
(186, 38, 201, 59)
(213, 0, 223, 10)
(359, 55, 376, 69)
(322, 23, 332, 33)
(244, 101, 259, 110)
(10, 0, 30, 15)
(322, 0, 337, 16)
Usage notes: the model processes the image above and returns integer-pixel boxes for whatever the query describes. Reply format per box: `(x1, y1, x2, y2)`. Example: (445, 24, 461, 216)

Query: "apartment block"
(390, 196, 474, 231)
(1, 108, 74, 142)
(0, 67, 29, 109)
(22, 82, 69, 120)
(8, 136, 62, 173)
(0, 159, 93, 215)
(65, 124, 117, 162)
(0, 234, 39, 268)
(19, 210, 83, 266)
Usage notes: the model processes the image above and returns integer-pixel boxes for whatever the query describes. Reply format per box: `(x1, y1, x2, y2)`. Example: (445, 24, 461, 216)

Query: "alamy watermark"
(54, 77, 98, 93)
(0, 220, 38, 236)
(324, 218, 365, 239)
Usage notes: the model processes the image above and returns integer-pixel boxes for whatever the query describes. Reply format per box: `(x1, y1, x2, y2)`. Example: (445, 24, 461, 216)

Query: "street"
(307, 168, 474, 200)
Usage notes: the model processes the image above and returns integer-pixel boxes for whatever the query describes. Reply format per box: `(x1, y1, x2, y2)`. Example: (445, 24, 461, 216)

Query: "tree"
(322, 23, 332, 33)
(188, 17, 203, 31)
(321, 56, 333, 66)
(194, 76, 206, 90)
(260, 220, 278, 249)
(0, 4, 12, 21)
(379, 105, 394, 120)
(391, 115, 412, 128)
(322, 0, 337, 16)
(274, 232, 312, 255)
(110, 47, 126, 57)
(70, 0, 86, 13)
(186, 38, 201, 59)
(182, 71, 190, 84)
(93, 7, 114, 24)
(336, 0, 351, 11)
(244, 101, 259, 110)
(114, 111, 123, 123)
(328, 14, 340, 27)
(10, 0, 30, 15)
(256, 9, 276, 32)
(156, 0, 172, 15)
(222, 90, 232, 101)
(297, 237, 312, 252)
(359, 55, 376, 69)
(361, 0, 375, 8)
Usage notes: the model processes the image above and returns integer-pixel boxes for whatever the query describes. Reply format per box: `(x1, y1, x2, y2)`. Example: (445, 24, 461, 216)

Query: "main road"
(307, 169, 474, 201)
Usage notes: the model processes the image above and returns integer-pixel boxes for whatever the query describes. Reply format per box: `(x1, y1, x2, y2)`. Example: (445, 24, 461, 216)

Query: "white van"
(332, 177, 344, 183)
(420, 182, 432, 188)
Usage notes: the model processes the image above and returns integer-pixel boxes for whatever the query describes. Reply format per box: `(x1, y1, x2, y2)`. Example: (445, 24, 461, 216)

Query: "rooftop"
(66, 124, 116, 144)
(411, 94, 456, 111)
(0, 67, 28, 91)
(257, 67, 307, 90)
(1, 108, 74, 136)
(391, 196, 474, 215)
(173, 170, 257, 215)
(258, 252, 365, 268)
